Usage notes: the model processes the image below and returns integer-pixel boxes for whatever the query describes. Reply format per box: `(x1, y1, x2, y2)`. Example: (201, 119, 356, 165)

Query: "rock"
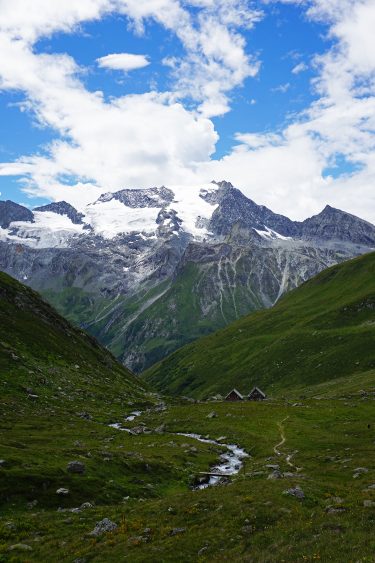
(56, 488, 69, 496)
(4, 521, 16, 531)
(89, 518, 117, 536)
(198, 546, 208, 556)
(67, 461, 86, 474)
(8, 544, 32, 552)
(155, 424, 166, 434)
(283, 486, 305, 499)
(80, 502, 93, 510)
(326, 506, 347, 514)
(353, 467, 368, 477)
(76, 411, 92, 420)
(363, 500, 375, 507)
(268, 470, 283, 480)
(266, 464, 280, 470)
(0, 459, 6, 467)
(27, 499, 38, 509)
(207, 411, 218, 419)
(169, 527, 186, 536)
(283, 472, 295, 478)
(241, 525, 253, 535)
(132, 426, 146, 434)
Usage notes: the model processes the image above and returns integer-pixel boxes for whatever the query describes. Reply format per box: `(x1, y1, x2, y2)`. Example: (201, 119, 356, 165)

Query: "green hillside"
(0, 270, 147, 416)
(144, 251, 375, 398)
(1, 270, 375, 561)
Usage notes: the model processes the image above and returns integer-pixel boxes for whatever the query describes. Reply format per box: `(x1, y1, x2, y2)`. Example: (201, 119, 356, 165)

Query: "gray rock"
(67, 461, 86, 474)
(268, 470, 283, 480)
(207, 411, 218, 419)
(8, 544, 33, 552)
(353, 467, 368, 474)
(266, 464, 280, 470)
(326, 506, 347, 514)
(363, 500, 375, 507)
(56, 488, 69, 495)
(169, 527, 186, 536)
(89, 518, 117, 536)
(0, 459, 6, 467)
(283, 486, 305, 499)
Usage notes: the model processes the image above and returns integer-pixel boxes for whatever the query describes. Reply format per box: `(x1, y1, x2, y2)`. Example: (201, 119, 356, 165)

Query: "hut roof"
(248, 386, 266, 398)
(225, 388, 244, 399)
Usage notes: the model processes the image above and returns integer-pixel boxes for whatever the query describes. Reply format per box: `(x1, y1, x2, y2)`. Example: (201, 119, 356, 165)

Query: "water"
(109, 419, 249, 489)
(177, 432, 249, 489)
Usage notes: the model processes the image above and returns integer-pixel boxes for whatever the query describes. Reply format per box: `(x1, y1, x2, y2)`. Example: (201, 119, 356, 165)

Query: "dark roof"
(225, 388, 244, 399)
(248, 386, 266, 397)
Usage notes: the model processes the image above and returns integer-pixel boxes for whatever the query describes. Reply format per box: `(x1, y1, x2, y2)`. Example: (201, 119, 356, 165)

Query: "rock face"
(0, 180, 374, 372)
(35, 201, 85, 225)
(0, 200, 34, 229)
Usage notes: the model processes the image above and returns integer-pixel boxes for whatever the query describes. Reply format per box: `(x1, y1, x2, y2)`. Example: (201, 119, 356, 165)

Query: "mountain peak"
(212, 180, 234, 190)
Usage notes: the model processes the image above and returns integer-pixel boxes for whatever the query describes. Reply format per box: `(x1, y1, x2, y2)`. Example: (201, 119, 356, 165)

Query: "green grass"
(144, 252, 375, 398)
(1, 264, 375, 561)
(1, 388, 375, 562)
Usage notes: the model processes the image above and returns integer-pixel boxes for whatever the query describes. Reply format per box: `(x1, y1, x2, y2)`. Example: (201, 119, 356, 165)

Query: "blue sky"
(0, 0, 374, 221)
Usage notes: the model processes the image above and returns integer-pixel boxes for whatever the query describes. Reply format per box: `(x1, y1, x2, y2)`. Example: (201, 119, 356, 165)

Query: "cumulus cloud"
(194, 0, 375, 222)
(97, 53, 150, 71)
(0, 0, 375, 222)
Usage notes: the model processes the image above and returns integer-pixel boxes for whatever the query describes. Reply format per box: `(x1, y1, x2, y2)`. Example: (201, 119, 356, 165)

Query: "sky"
(0, 0, 374, 221)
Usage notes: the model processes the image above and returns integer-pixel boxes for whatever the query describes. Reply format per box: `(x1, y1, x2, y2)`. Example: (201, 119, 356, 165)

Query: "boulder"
(89, 518, 117, 537)
(67, 461, 86, 474)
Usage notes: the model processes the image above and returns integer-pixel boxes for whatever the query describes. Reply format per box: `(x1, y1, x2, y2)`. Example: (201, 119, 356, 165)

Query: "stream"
(109, 412, 249, 489)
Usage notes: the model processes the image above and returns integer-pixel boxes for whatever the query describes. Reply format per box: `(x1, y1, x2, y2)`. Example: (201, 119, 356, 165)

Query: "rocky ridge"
(0, 180, 374, 372)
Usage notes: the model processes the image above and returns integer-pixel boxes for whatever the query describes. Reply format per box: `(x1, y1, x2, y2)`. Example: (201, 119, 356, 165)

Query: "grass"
(1, 388, 375, 561)
(1, 260, 375, 561)
(144, 251, 375, 398)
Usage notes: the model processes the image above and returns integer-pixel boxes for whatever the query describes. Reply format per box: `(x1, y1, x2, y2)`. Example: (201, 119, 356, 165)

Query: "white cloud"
(194, 0, 375, 222)
(292, 62, 307, 74)
(0, 0, 375, 223)
(97, 53, 150, 71)
(272, 82, 290, 93)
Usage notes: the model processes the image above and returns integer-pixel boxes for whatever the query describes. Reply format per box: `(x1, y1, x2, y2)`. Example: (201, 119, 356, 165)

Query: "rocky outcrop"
(35, 201, 85, 225)
(0, 200, 34, 229)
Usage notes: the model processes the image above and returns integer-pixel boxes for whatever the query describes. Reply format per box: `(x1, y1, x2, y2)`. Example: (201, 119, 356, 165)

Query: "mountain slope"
(144, 252, 375, 398)
(1, 181, 375, 372)
(0, 270, 147, 416)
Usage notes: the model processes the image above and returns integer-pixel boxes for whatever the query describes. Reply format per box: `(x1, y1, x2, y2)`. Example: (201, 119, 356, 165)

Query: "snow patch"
(4, 211, 84, 248)
(254, 226, 292, 241)
(167, 183, 219, 238)
(84, 199, 160, 239)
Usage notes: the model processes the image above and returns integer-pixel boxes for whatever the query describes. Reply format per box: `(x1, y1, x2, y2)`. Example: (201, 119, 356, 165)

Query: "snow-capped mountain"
(1, 180, 374, 372)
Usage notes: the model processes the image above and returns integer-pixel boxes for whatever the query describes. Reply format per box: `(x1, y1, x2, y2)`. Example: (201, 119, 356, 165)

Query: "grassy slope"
(1, 272, 375, 561)
(1, 386, 375, 561)
(144, 252, 375, 398)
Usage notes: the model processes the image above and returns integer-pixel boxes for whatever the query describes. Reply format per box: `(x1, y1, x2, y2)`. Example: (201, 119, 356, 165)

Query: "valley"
(0, 202, 374, 562)
(1, 181, 374, 373)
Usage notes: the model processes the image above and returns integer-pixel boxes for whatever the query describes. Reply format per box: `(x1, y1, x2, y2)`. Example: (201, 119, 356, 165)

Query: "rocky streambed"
(110, 414, 248, 489)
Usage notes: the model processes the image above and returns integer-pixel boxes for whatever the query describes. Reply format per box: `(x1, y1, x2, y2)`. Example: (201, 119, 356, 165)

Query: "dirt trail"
(274, 416, 302, 472)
